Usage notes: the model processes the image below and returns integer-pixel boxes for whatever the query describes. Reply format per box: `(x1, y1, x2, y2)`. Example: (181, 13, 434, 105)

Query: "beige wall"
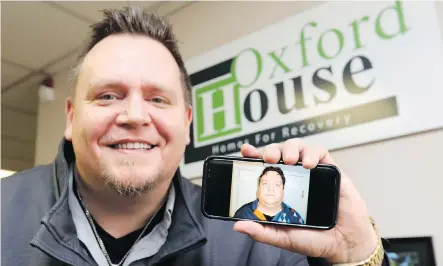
(2, 82, 39, 172)
(2, 108, 37, 170)
(34, 70, 72, 165)
(35, 1, 443, 263)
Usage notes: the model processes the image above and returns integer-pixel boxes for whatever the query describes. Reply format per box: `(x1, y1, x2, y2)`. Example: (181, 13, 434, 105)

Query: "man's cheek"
(89, 111, 117, 128)
(154, 117, 183, 140)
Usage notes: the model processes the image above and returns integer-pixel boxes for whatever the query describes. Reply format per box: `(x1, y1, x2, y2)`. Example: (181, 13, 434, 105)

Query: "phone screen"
(201, 156, 340, 229)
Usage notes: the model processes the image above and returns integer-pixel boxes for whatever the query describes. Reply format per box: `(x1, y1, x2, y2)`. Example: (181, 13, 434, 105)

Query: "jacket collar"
(31, 138, 207, 265)
(251, 199, 291, 213)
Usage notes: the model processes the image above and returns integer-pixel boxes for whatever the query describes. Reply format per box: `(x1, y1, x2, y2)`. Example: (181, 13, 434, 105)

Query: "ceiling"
(1, 1, 195, 114)
(1, 1, 195, 171)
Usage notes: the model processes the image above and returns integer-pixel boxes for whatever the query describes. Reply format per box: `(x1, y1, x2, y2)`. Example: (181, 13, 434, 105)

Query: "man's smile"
(104, 140, 158, 154)
(109, 142, 156, 150)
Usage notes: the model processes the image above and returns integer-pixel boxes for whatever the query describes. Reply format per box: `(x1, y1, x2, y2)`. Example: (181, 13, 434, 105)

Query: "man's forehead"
(86, 74, 170, 89)
(79, 34, 181, 85)
(261, 172, 282, 181)
(77, 59, 181, 94)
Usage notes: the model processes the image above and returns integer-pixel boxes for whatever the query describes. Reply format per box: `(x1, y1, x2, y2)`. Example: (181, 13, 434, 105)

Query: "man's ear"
(184, 104, 193, 145)
(64, 97, 74, 141)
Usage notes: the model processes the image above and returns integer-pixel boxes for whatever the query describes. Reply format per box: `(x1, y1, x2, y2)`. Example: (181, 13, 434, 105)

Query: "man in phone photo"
(234, 166, 305, 224)
(1, 6, 389, 266)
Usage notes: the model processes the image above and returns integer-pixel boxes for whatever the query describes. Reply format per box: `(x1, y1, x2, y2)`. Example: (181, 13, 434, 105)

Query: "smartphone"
(201, 155, 341, 230)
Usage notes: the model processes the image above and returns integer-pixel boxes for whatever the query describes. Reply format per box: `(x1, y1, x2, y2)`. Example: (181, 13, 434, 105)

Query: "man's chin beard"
(100, 171, 160, 197)
(100, 161, 162, 197)
(104, 178, 157, 197)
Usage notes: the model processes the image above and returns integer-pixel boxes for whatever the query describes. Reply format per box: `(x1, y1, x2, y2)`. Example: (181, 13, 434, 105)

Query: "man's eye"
(150, 97, 167, 104)
(98, 94, 118, 100)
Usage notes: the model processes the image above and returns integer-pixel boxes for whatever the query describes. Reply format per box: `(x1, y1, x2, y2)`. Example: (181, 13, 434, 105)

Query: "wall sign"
(181, 0, 443, 178)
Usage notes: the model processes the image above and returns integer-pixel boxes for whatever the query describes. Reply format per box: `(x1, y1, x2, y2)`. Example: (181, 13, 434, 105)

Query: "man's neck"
(257, 202, 282, 216)
(74, 169, 172, 239)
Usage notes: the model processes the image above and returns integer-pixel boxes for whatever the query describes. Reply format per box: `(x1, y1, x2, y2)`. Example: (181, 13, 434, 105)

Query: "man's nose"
(116, 96, 151, 127)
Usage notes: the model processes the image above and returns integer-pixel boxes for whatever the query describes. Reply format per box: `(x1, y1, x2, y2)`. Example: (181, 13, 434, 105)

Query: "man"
(234, 166, 305, 224)
(1, 6, 390, 266)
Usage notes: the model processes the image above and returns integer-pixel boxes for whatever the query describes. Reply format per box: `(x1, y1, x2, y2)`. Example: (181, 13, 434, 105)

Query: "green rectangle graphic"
(196, 76, 242, 143)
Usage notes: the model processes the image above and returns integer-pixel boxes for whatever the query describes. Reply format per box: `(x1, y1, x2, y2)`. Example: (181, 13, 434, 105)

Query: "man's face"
(64, 34, 192, 195)
(257, 171, 284, 207)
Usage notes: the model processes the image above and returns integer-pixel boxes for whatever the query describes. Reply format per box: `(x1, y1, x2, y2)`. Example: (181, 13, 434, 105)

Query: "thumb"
(234, 221, 329, 257)
(233, 221, 292, 249)
(233, 221, 264, 235)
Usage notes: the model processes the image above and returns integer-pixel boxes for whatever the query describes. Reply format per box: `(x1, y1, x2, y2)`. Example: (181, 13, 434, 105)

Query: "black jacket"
(1, 139, 390, 266)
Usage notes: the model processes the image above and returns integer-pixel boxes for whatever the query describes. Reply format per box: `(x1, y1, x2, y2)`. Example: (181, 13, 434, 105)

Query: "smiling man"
(234, 166, 305, 224)
(1, 6, 390, 266)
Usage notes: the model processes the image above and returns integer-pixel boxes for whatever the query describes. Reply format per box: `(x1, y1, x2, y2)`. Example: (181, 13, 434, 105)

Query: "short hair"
(71, 6, 191, 104)
(258, 166, 286, 187)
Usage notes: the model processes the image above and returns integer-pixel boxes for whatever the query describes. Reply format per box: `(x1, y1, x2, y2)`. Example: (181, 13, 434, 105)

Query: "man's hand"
(233, 139, 379, 264)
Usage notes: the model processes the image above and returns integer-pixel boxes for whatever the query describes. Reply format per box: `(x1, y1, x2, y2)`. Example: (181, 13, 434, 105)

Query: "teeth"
(115, 142, 153, 150)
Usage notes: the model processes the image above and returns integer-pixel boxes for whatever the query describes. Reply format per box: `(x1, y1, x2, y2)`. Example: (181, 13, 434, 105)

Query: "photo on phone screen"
(229, 160, 310, 225)
(202, 156, 340, 229)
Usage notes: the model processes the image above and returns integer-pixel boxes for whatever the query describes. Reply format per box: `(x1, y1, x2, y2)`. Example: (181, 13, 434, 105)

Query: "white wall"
(35, 1, 443, 263)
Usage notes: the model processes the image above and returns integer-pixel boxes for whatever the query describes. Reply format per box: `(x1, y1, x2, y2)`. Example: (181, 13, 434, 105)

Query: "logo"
(184, 0, 415, 164)
(194, 63, 241, 142)
(193, 48, 267, 144)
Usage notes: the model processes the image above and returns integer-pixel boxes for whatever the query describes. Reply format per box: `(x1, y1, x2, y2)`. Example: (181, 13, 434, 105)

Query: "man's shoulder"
(282, 202, 297, 213)
(237, 201, 254, 212)
(1, 163, 55, 208)
(281, 202, 305, 224)
(232, 201, 255, 218)
(1, 164, 59, 265)
(177, 175, 202, 199)
(2, 163, 53, 188)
